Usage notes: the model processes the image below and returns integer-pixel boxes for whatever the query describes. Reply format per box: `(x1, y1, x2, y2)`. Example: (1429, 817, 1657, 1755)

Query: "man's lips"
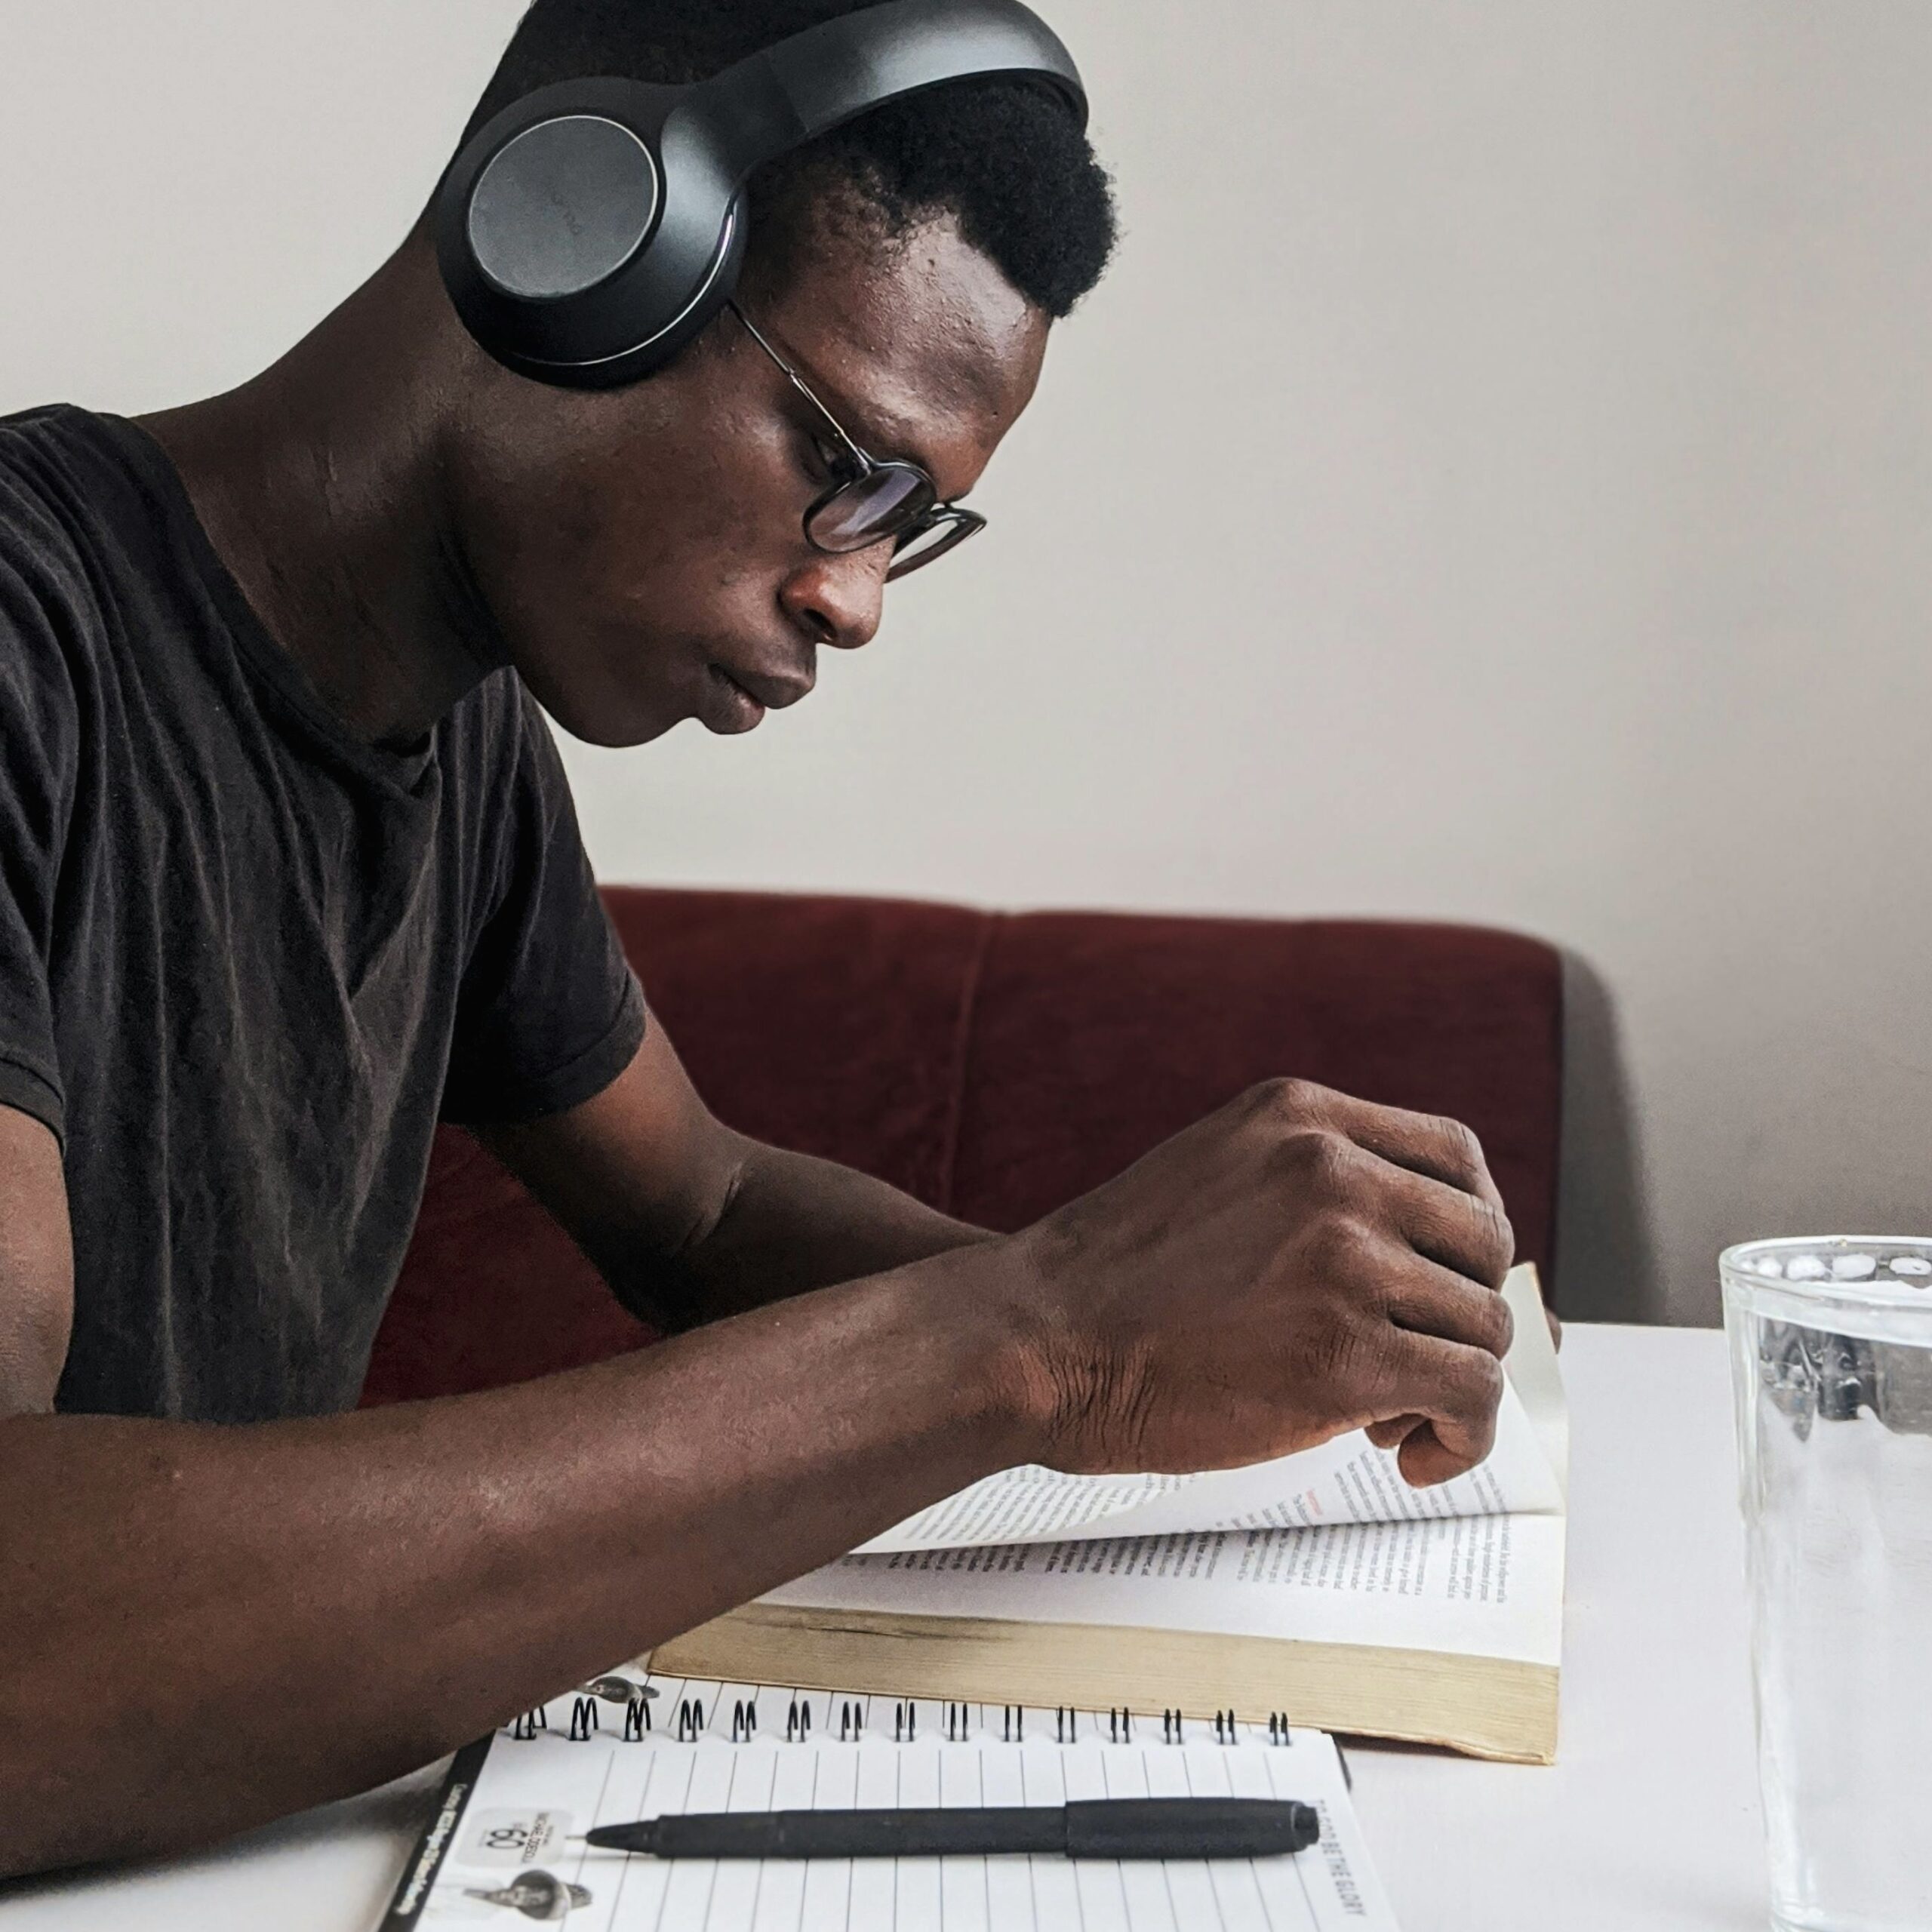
(714, 659, 814, 712)
(700, 657, 814, 734)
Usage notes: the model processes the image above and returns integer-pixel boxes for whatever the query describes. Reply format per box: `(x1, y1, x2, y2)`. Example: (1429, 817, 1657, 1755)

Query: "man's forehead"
(762, 216, 1048, 473)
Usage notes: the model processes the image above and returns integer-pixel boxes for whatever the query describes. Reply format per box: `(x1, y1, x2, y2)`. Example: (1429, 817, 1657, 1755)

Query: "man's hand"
(998, 1079, 1516, 1488)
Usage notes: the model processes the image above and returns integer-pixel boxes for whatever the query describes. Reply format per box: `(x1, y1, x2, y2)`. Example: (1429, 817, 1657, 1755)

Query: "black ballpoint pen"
(581, 1797, 1321, 1860)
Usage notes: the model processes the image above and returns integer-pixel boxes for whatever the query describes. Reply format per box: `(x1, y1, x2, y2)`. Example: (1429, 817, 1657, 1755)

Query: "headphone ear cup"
(436, 79, 743, 389)
(463, 113, 664, 306)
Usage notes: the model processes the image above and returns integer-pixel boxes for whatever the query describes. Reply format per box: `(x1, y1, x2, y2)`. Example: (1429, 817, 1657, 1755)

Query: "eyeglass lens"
(804, 465, 937, 552)
(883, 516, 977, 580)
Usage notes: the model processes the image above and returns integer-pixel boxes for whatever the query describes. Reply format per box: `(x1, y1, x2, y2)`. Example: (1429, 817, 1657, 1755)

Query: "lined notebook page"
(389, 1677, 1398, 1931)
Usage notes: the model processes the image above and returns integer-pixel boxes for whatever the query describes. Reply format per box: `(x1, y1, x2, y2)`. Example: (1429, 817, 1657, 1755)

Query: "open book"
(657, 1266, 1566, 1764)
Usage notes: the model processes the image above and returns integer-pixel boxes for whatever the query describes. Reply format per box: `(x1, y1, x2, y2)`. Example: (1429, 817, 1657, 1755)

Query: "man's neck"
(138, 232, 505, 750)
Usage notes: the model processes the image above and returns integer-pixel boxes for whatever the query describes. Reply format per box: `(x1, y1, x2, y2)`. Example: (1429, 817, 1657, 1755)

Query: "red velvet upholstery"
(361, 888, 1563, 1406)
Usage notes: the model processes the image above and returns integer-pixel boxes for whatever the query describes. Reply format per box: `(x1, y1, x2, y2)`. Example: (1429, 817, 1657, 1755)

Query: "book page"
(860, 1266, 1563, 1555)
(386, 1678, 1398, 1932)
(779, 1506, 1565, 1669)
(1497, 1264, 1568, 1495)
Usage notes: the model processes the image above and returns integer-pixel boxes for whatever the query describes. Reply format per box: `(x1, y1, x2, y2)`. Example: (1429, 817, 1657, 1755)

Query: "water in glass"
(1725, 1238, 1932, 1932)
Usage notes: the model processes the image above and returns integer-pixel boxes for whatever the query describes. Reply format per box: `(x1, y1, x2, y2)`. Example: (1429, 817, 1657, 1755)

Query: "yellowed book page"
(657, 1616, 1560, 1764)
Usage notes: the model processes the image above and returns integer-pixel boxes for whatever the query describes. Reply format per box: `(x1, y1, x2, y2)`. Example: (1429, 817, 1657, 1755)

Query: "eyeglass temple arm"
(724, 302, 872, 474)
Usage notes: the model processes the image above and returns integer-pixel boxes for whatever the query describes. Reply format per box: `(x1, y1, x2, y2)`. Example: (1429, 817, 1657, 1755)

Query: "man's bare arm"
(0, 1216, 1033, 1878)
(0, 1109, 73, 1417)
(2, 1078, 1516, 1881)
(478, 1020, 992, 1329)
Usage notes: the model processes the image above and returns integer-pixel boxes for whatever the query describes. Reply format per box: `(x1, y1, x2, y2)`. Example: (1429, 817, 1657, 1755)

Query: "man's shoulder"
(0, 404, 143, 539)
(0, 406, 163, 650)
(0, 408, 122, 737)
(0, 405, 102, 572)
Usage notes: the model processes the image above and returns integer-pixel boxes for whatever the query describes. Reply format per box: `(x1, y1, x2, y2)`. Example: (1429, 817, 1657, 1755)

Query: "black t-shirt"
(0, 406, 646, 1421)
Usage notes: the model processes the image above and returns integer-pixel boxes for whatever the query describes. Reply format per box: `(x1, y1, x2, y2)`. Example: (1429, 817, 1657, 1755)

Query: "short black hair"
(464, 0, 1117, 318)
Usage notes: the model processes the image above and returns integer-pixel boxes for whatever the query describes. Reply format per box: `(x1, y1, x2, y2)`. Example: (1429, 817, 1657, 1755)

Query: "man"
(0, 0, 1518, 1879)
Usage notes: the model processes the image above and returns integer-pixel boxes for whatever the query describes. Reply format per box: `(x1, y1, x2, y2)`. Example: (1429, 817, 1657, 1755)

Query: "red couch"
(361, 888, 1563, 1405)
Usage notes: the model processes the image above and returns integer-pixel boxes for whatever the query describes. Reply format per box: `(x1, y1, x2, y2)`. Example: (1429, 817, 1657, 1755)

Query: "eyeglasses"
(726, 301, 986, 582)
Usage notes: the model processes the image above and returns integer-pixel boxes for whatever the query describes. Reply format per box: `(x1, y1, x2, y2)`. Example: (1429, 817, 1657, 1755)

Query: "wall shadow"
(1555, 949, 1664, 1324)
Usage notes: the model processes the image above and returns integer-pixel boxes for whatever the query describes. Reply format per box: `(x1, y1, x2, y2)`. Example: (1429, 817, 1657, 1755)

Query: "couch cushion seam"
(934, 911, 999, 1218)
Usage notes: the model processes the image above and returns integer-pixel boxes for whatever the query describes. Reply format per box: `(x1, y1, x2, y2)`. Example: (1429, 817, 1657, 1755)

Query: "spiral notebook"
(378, 1671, 1398, 1930)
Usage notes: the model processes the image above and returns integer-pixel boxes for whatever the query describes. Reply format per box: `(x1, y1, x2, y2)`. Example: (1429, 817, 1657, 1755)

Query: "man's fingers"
(1365, 1266, 1512, 1468)
(1395, 1421, 1470, 1487)
(1376, 1330, 1505, 1484)
(1309, 1087, 1505, 1216)
(1364, 1414, 1420, 1450)
(1384, 1253, 1515, 1358)
(1383, 1167, 1515, 1290)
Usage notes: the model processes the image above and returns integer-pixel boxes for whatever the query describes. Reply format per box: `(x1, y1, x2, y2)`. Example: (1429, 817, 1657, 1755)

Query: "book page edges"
(653, 1602, 1558, 1766)
(1501, 1263, 1569, 1498)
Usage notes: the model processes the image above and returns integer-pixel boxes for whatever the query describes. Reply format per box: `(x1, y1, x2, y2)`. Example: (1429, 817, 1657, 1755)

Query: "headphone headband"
(437, 0, 1087, 389)
(705, 0, 1084, 178)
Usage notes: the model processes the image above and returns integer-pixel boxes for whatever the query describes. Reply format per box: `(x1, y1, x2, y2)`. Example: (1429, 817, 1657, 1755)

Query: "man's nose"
(780, 548, 890, 651)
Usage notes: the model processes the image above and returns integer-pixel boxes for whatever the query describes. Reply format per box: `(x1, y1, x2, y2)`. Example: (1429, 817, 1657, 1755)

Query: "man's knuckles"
(1475, 1286, 1515, 1359)
(1454, 1181, 1515, 1276)
(1427, 1114, 1489, 1188)
(1454, 1350, 1508, 1428)
(1245, 1075, 1335, 1128)
(1294, 1208, 1392, 1294)
(1485, 1209, 1517, 1284)
(1260, 1123, 1364, 1204)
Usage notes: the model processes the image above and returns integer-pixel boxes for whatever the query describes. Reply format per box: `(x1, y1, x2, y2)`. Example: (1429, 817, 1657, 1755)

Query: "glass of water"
(1724, 1237, 1932, 1932)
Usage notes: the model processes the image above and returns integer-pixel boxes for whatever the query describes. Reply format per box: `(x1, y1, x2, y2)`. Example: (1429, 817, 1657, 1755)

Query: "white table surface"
(0, 1323, 1769, 1931)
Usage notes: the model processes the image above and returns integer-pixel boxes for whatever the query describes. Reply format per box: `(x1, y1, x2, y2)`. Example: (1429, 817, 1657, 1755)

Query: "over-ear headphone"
(435, 0, 1086, 389)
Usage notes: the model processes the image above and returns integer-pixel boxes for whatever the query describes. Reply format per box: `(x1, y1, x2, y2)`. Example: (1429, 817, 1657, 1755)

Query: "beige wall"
(4, 2, 1929, 1324)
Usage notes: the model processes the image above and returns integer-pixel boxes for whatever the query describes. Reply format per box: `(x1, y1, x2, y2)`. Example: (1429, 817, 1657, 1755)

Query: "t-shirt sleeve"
(441, 691, 645, 1128)
(0, 503, 80, 1145)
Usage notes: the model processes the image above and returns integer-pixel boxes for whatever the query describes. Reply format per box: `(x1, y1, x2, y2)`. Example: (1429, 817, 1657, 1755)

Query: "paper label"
(463, 1806, 575, 1868)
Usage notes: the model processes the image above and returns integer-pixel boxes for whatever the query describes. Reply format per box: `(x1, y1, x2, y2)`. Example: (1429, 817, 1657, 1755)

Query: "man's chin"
(508, 654, 775, 749)
(540, 697, 683, 750)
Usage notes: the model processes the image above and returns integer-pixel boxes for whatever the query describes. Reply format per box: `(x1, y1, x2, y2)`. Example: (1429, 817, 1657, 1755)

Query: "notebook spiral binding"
(509, 1679, 1302, 1750)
